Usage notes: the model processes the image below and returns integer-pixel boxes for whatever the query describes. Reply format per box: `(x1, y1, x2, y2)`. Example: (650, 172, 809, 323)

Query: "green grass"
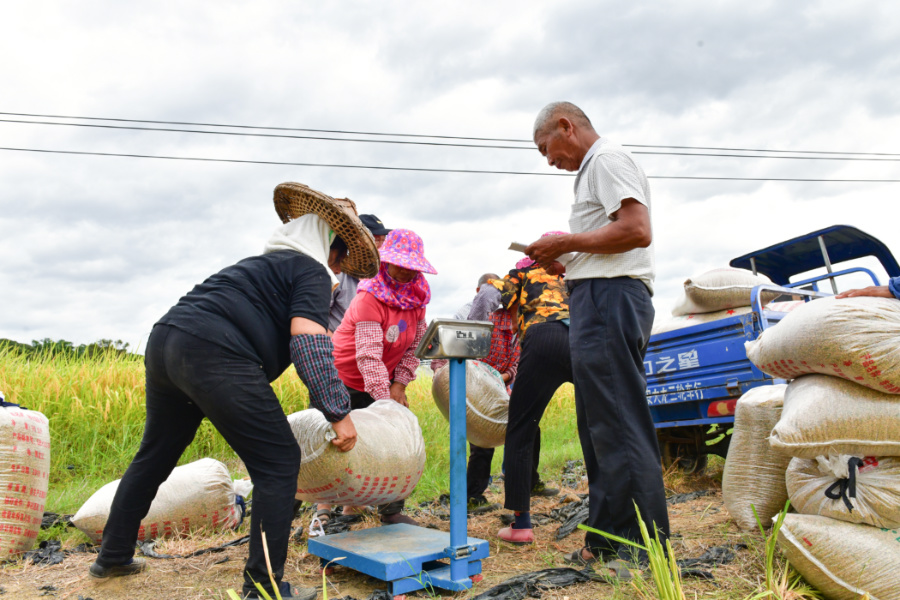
(0, 349, 579, 518)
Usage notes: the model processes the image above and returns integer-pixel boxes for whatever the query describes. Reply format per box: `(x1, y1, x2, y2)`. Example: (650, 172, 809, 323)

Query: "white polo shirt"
(566, 138, 656, 295)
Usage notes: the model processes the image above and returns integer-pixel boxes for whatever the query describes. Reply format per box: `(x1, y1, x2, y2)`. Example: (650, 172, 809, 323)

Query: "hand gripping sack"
(72, 458, 251, 544)
(770, 375, 900, 458)
(672, 267, 778, 316)
(0, 402, 50, 556)
(746, 296, 900, 394)
(431, 360, 508, 448)
(722, 384, 792, 530)
(777, 513, 900, 600)
(786, 455, 900, 529)
(290, 400, 426, 506)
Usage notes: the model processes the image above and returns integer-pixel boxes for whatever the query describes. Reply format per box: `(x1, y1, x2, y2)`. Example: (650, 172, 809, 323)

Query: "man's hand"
(390, 382, 409, 408)
(545, 261, 566, 276)
(835, 285, 893, 299)
(330, 415, 357, 452)
(525, 234, 568, 267)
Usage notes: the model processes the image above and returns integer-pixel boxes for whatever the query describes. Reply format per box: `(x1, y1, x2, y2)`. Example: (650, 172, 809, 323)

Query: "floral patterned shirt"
(491, 265, 569, 339)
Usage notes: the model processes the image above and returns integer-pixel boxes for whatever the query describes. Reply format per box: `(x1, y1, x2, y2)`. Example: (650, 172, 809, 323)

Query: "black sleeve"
(289, 263, 332, 330)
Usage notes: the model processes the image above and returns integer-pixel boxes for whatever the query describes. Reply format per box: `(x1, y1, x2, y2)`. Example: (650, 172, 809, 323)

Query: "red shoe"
(497, 526, 534, 545)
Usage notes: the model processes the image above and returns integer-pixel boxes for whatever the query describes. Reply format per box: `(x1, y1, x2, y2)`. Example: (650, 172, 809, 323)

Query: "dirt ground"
(0, 468, 764, 600)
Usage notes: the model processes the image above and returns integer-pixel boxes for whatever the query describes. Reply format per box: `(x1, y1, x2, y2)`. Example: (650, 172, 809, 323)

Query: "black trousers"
(95, 325, 301, 597)
(568, 278, 670, 558)
(346, 387, 405, 516)
(503, 321, 573, 512)
(466, 433, 540, 499)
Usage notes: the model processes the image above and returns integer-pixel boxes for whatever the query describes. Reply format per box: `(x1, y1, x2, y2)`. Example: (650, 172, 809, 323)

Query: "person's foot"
(467, 495, 501, 515)
(531, 480, 560, 497)
(380, 512, 418, 526)
(308, 508, 332, 538)
(89, 557, 147, 578)
(243, 580, 317, 599)
(497, 526, 534, 545)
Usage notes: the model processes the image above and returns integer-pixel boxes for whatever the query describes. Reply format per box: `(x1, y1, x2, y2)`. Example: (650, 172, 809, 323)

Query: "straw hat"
(273, 182, 380, 278)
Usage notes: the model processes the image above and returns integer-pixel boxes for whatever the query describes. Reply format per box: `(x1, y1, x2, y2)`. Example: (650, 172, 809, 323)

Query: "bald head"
(533, 102, 594, 140)
(477, 272, 499, 290)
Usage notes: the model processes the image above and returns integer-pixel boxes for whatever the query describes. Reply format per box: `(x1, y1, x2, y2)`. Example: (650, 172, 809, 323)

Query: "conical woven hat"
(273, 183, 380, 278)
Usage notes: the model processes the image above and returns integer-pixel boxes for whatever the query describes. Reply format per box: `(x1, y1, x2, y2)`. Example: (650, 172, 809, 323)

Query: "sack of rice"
(770, 375, 900, 458)
(746, 296, 900, 394)
(72, 458, 251, 544)
(786, 455, 900, 529)
(722, 384, 791, 530)
(672, 268, 779, 316)
(431, 360, 508, 448)
(777, 513, 900, 600)
(0, 401, 50, 556)
(290, 400, 426, 506)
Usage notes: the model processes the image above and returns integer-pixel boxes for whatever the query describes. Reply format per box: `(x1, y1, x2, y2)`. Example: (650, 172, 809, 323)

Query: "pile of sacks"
(654, 267, 804, 335)
(725, 296, 900, 600)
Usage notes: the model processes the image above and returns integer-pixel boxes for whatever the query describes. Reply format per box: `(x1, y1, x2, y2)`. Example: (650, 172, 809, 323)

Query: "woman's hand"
(330, 415, 358, 452)
(390, 382, 409, 408)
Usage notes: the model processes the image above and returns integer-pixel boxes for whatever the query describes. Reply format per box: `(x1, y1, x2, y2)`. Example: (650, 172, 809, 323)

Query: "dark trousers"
(96, 325, 301, 597)
(467, 435, 540, 499)
(568, 278, 670, 558)
(346, 387, 405, 516)
(504, 321, 573, 512)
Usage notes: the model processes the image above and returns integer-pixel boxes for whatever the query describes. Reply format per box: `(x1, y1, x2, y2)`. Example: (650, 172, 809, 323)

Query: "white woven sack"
(770, 375, 900, 458)
(431, 360, 508, 448)
(672, 268, 778, 316)
(722, 385, 791, 530)
(777, 513, 900, 600)
(786, 455, 900, 529)
(0, 403, 50, 557)
(746, 296, 900, 394)
(653, 300, 806, 335)
(290, 400, 426, 506)
(72, 458, 250, 544)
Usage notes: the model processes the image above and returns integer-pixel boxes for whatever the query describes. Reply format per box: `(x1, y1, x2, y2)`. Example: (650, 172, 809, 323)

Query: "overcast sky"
(2, 1, 899, 351)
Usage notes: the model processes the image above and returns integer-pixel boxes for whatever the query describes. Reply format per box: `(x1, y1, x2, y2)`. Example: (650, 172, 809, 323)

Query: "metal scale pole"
(447, 357, 469, 582)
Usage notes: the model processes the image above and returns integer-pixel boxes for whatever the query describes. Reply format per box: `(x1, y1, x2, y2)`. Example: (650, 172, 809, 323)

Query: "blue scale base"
(307, 523, 489, 595)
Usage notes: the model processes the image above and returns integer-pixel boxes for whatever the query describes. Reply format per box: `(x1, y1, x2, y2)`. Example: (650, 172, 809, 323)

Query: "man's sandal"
(244, 581, 317, 599)
(308, 508, 332, 538)
(563, 547, 634, 582)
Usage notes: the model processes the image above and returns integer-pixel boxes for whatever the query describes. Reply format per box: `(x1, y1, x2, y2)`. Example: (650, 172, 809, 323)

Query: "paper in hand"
(508, 241, 576, 266)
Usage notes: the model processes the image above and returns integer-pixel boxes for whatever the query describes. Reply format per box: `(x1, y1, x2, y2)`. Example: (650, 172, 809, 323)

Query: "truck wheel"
(661, 442, 708, 475)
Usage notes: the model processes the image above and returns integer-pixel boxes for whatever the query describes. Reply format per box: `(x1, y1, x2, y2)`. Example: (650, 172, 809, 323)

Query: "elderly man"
(525, 102, 669, 575)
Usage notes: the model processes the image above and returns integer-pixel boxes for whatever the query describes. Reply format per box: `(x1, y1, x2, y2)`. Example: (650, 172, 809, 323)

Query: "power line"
(5, 117, 900, 162)
(3, 110, 899, 158)
(4, 146, 900, 182)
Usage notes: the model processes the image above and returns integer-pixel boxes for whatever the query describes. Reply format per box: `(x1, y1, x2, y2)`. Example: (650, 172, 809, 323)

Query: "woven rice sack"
(770, 375, 900, 458)
(746, 296, 900, 394)
(290, 400, 425, 506)
(72, 458, 251, 544)
(431, 360, 509, 448)
(777, 513, 900, 600)
(0, 403, 50, 557)
(672, 268, 779, 316)
(786, 455, 900, 529)
(653, 300, 807, 335)
(722, 384, 791, 530)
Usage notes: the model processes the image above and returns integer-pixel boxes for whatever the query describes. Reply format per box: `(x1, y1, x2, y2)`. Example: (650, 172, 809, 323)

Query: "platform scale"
(307, 318, 495, 597)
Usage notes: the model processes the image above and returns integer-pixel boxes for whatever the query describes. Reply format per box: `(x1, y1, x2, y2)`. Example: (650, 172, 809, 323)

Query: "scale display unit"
(307, 318, 495, 597)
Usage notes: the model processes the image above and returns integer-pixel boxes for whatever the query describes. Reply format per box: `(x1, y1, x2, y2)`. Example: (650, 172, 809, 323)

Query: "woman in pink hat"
(316, 228, 437, 530)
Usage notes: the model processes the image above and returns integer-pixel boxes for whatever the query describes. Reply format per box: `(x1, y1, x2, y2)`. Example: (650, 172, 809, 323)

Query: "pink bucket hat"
(379, 228, 437, 274)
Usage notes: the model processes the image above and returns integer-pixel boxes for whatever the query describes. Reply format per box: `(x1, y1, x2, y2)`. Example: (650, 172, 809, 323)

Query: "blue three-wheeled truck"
(645, 225, 900, 473)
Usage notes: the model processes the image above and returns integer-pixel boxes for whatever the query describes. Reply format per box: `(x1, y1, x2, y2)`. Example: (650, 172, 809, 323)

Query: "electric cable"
(3, 146, 899, 182)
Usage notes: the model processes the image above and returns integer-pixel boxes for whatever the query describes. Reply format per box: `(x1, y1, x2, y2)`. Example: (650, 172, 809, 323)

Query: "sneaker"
(380, 513, 418, 526)
(531, 480, 560, 497)
(89, 557, 147, 578)
(467, 495, 501, 515)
